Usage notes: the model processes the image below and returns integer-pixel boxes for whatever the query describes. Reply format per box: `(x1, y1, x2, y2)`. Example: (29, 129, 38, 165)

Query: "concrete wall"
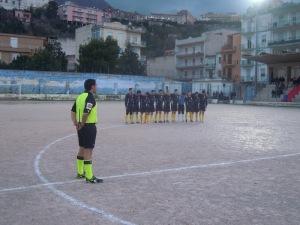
(0, 69, 184, 95)
(147, 55, 176, 78)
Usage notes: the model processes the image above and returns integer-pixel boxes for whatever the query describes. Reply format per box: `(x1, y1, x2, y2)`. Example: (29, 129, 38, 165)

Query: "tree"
(77, 37, 120, 73)
(46, 1, 58, 19)
(29, 41, 67, 71)
(0, 7, 26, 34)
(117, 44, 145, 75)
(9, 55, 31, 70)
(8, 41, 67, 71)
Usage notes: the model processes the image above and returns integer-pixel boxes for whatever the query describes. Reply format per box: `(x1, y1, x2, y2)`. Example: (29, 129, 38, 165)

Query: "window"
(261, 68, 266, 77)
(193, 47, 195, 53)
(218, 57, 221, 63)
(185, 48, 188, 53)
(247, 39, 252, 49)
(228, 68, 232, 78)
(192, 58, 195, 65)
(246, 69, 251, 80)
(192, 70, 195, 76)
(228, 54, 232, 64)
(184, 71, 188, 77)
(261, 35, 267, 47)
(10, 38, 18, 48)
(185, 59, 188, 66)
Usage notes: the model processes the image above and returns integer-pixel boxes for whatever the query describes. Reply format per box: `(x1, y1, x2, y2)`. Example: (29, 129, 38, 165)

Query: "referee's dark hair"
(84, 79, 96, 91)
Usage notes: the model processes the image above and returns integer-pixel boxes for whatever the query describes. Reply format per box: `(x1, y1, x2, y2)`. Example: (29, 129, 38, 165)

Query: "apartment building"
(75, 22, 145, 60)
(241, 0, 300, 84)
(0, 33, 46, 64)
(175, 29, 236, 81)
(58, 1, 104, 25)
(175, 29, 236, 95)
(148, 10, 195, 25)
(221, 33, 241, 82)
(199, 12, 241, 22)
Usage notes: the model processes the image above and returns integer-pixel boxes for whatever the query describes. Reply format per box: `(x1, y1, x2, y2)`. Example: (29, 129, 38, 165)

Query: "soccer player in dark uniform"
(199, 90, 208, 123)
(133, 90, 141, 123)
(155, 90, 164, 123)
(140, 92, 150, 124)
(124, 88, 134, 124)
(170, 89, 179, 122)
(185, 91, 194, 122)
(178, 92, 186, 122)
(193, 92, 200, 122)
(71, 79, 103, 184)
(163, 91, 171, 122)
(149, 90, 156, 123)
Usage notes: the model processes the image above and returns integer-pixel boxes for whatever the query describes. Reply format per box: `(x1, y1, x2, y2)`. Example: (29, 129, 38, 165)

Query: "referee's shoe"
(86, 176, 103, 184)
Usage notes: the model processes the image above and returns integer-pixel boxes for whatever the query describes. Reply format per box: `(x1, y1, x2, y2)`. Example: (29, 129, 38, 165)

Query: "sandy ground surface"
(0, 101, 300, 225)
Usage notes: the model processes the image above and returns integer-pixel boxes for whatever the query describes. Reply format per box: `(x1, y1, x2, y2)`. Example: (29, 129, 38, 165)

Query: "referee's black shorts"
(77, 124, 97, 149)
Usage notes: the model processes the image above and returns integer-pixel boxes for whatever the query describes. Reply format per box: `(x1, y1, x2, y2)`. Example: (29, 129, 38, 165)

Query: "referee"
(71, 79, 103, 184)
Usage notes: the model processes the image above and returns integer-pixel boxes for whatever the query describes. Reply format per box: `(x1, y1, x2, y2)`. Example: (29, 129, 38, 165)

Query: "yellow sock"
(130, 114, 133, 123)
(76, 156, 84, 175)
(125, 115, 128, 123)
(84, 160, 93, 180)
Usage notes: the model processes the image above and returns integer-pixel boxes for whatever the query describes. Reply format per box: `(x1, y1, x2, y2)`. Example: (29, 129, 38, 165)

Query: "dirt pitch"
(0, 101, 300, 225)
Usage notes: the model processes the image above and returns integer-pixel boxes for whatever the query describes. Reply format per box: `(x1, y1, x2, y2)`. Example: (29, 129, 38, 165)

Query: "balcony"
(176, 51, 204, 58)
(221, 46, 236, 53)
(129, 41, 146, 48)
(270, 18, 300, 30)
(204, 63, 216, 69)
(176, 63, 204, 69)
(241, 60, 255, 67)
(268, 38, 300, 47)
(241, 76, 254, 83)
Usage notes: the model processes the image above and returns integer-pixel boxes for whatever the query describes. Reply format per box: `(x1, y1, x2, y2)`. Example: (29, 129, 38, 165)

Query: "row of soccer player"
(124, 88, 208, 124)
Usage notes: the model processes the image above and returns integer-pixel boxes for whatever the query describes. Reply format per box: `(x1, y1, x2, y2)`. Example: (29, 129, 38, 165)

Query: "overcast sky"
(106, 0, 298, 16)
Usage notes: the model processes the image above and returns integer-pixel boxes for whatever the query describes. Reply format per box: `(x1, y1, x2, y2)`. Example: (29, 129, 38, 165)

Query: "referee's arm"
(71, 102, 77, 127)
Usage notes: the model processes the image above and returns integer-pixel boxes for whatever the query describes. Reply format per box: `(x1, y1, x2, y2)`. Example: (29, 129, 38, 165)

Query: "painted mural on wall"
(0, 70, 183, 95)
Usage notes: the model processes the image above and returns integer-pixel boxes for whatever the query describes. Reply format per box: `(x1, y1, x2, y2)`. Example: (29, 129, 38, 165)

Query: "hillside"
(54, 0, 110, 9)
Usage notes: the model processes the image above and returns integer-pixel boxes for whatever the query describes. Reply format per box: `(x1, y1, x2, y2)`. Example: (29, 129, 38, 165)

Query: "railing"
(176, 51, 204, 57)
(287, 85, 300, 102)
(241, 61, 254, 67)
(270, 17, 300, 29)
(129, 41, 146, 47)
(204, 63, 216, 69)
(176, 63, 204, 69)
(268, 38, 300, 46)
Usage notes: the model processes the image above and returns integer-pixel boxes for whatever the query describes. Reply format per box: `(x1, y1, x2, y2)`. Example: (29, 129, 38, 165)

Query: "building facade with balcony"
(0, 33, 46, 64)
(175, 29, 236, 95)
(75, 22, 145, 60)
(58, 1, 104, 25)
(221, 33, 241, 83)
(241, 1, 300, 84)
